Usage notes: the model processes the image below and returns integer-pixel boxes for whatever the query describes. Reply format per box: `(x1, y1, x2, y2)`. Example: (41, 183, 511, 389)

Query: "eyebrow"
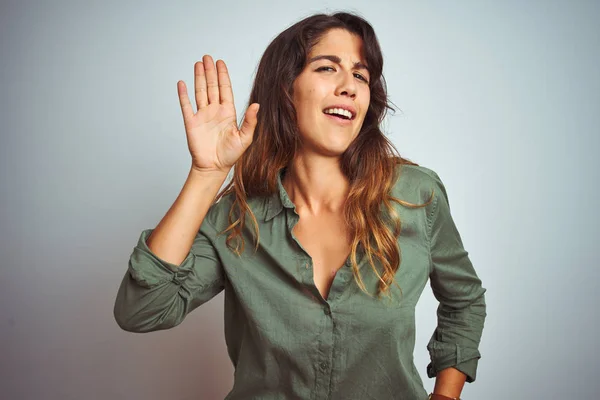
(307, 55, 369, 72)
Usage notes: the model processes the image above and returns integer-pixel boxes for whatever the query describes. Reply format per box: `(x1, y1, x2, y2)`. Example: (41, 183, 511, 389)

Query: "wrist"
(189, 165, 231, 179)
(428, 394, 460, 400)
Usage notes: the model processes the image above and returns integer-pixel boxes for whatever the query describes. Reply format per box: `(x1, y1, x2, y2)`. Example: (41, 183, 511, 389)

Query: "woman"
(114, 12, 486, 400)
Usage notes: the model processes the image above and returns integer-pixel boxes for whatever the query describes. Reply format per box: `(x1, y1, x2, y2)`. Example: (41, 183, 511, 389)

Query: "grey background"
(1, 0, 598, 399)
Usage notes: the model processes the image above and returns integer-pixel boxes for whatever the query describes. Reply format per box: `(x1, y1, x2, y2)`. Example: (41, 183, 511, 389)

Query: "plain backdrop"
(1, 0, 598, 399)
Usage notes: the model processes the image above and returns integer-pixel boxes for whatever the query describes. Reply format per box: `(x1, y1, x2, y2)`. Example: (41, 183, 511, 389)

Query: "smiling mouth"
(323, 113, 354, 126)
(322, 109, 355, 121)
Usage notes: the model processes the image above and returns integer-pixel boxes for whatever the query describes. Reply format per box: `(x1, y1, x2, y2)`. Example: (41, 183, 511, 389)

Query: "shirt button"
(320, 361, 327, 370)
(324, 307, 331, 316)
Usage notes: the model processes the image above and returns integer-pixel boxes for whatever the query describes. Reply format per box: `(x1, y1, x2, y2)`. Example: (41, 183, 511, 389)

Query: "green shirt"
(114, 164, 486, 400)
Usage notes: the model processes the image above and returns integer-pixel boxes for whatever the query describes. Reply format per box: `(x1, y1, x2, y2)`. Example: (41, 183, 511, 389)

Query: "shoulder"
(391, 163, 447, 205)
(202, 188, 265, 233)
(200, 189, 235, 234)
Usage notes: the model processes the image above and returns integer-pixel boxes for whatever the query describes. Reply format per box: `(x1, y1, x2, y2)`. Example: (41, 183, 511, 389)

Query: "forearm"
(432, 367, 466, 398)
(147, 167, 229, 265)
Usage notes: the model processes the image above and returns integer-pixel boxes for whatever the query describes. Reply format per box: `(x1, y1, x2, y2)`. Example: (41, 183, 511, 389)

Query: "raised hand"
(177, 55, 259, 174)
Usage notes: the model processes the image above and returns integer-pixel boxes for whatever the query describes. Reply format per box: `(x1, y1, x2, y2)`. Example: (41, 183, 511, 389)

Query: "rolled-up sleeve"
(425, 172, 487, 383)
(113, 220, 225, 333)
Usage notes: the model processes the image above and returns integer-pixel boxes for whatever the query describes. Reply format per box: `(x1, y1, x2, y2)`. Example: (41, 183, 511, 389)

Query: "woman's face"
(292, 28, 371, 157)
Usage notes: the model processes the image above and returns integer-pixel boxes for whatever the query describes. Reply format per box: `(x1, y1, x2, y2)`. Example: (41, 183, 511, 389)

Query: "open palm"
(178, 55, 259, 174)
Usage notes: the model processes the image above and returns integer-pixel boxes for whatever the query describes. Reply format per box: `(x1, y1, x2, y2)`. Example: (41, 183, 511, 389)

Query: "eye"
(354, 73, 369, 84)
(316, 66, 336, 72)
(316, 66, 370, 84)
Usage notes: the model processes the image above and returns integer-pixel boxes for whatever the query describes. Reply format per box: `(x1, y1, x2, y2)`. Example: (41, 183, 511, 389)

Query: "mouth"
(322, 107, 356, 121)
(323, 113, 353, 125)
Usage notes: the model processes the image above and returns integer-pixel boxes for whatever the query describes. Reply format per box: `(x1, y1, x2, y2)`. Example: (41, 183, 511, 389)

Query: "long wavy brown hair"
(214, 12, 431, 296)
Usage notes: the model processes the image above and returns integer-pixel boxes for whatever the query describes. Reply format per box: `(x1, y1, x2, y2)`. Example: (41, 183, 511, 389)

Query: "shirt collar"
(264, 167, 296, 221)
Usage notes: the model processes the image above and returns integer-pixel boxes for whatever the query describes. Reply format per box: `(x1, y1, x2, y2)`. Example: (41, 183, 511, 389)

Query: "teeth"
(324, 108, 353, 119)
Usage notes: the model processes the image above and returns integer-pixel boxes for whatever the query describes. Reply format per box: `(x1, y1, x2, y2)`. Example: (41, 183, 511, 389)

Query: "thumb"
(239, 103, 260, 143)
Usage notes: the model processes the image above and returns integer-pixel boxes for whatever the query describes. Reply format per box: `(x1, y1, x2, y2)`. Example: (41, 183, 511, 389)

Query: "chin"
(298, 127, 357, 154)
(318, 140, 354, 156)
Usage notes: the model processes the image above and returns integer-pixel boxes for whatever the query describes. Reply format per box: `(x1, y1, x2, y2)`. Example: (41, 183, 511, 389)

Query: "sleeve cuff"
(426, 340, 481, 383)
(128, 229, 195, 288)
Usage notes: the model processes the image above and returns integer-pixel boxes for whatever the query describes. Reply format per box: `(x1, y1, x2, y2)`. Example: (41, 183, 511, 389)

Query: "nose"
(334, 70, 357, 99)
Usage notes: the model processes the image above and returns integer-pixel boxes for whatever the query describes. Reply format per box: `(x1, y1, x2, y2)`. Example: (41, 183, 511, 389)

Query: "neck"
(282, 155, 349, 216)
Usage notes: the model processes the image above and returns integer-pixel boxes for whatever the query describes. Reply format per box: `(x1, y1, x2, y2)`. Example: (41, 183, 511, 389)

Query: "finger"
(203, 54, 219, 104)
(239, 103, 260, 143)
(194, 61, 208, 110)
(177, 80, 194, 122)
(216, 60, 234, 105)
